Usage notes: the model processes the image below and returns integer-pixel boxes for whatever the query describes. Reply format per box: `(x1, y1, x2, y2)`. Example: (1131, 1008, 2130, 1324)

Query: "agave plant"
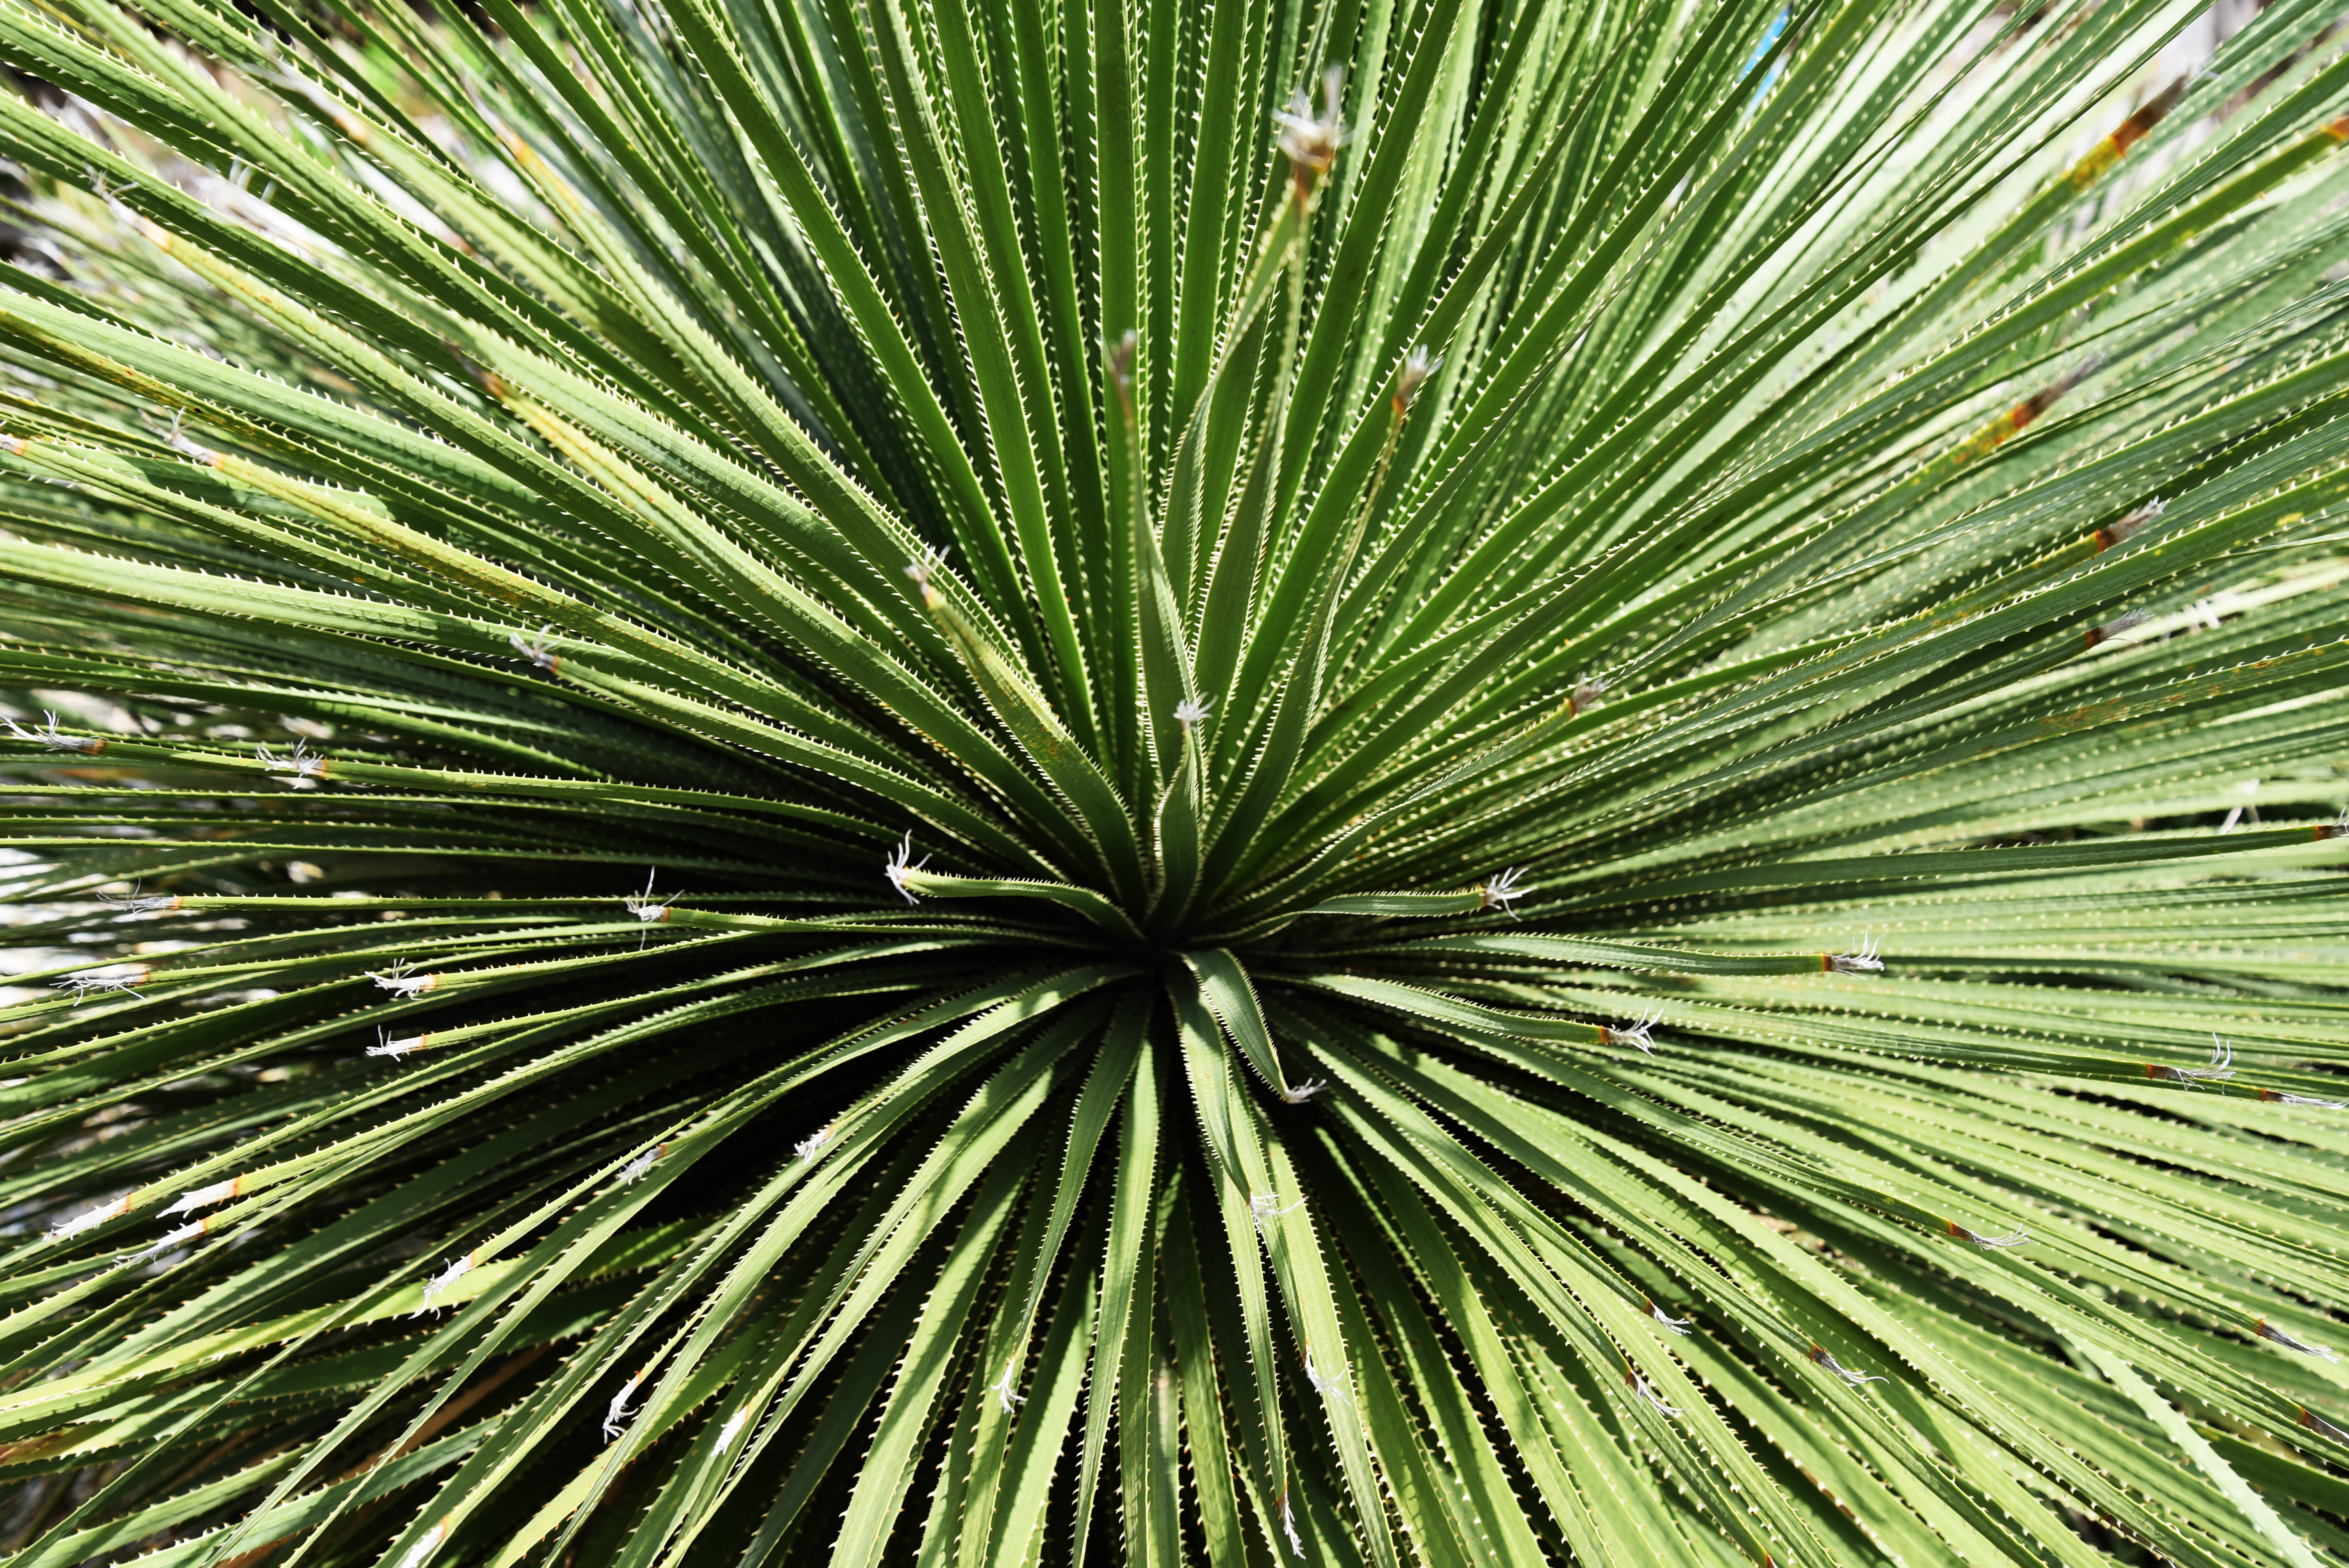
(2, 0, 2349, 1558)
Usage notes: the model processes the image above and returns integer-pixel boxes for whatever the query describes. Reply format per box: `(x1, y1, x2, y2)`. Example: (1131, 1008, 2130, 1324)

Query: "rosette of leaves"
(0, 0, 2347, 1561)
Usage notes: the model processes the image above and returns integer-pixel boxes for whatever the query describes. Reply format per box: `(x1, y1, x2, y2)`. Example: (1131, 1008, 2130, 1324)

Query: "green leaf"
(2, 0, 2347, 1560)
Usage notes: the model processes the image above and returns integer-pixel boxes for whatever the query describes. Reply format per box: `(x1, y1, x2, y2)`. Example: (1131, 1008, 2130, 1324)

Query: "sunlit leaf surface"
(0, 0, 2344, 1561)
